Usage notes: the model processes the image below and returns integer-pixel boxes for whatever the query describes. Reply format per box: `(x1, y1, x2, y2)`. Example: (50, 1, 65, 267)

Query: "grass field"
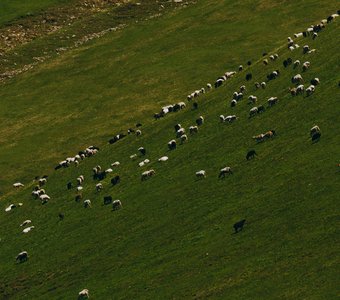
(0, 0, 70, 25)
(0, 0, 339, 298)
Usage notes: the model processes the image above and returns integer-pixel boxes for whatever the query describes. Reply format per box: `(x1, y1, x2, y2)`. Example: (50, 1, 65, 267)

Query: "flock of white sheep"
(5, 10, 339, 300)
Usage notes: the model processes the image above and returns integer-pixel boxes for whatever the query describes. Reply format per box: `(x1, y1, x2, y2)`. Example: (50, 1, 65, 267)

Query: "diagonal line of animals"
(6, 11, 338, 273)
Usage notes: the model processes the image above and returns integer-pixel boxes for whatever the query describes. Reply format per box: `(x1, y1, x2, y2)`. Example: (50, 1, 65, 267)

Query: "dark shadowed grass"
(0, 0, 339, 299)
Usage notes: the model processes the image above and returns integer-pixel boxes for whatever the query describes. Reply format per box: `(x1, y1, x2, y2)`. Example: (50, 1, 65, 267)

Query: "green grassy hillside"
(0, 0, 70, 25)
(0, 0, 339, 298)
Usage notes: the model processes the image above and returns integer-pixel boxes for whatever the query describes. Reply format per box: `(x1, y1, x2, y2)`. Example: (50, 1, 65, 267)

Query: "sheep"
(189, 126, 198, 134)
(245, 73, 252, 81)
(111, 161, 120, 167)
(219, 115, 226, 122)
(39, 194, 50, 204)
(296, 84, 305, 95)
(254, 82, 260, 89)
(58, 213, 64, 221)
(218, 167, 233, 178)
(5, 204, 16, 212)
(312, 32, 318, 40)
(195, 170, 206, 179)
(214, 78, 224, 88)
(236, 92, 243, 101)
(293, 60, 300, 68)
(248, 95, 257, 104)
(263, 59, 268, 65)
(239, 85, 246, 93)
(267, 97, 279, 107)
(136, 129, 142, 136)
(294, 32, 303, 38)
(264, 130, 276, 139)
(138, 161, 145, 167)
(103, 196, 113, 205)
(233, 219, 246, 233)
(13, 182, 24, 188)
(230, 99, 237, 107)
(75, 195, 82, 203)
(196, 116, 204, 126)
(267, 70, 279, 81)
(253, 134, 265, 143)
(112, 200, 122, 211)
(249, 107, 258, 117)
(311, 131, 321, 142)
(207, 83, 212, 89)
(225, 115, 237, 123)
(168, 140, 177, 150)
(78, 289, 89, 300)
(23, 226, 35, 234)
(16, 251, 28, 263)
(83, 199, 91, 208)
(141, 169, 156, 181)
(96, 183, 103, 192)
(306, 85, 315, 96)
(111, 175, 120, 186)
(20, 220, 32, 227)
(38, 178, 47, 186)
(158, 156, 169, 162)
(310, 78, 320, 86)
(127, 128, 135, 134)
(129, 154, 138, 161)
(77, 186, 83, 192)
(174, 124, 182, 132)
(303, 45, 310, 54)
(302, 61, 310, 71)
(246, 150, 257, 160)
(180, 134, 188, 144)
(200, 88, 205, 94)
(260, 82, 266, 89)
(310, 125, 321, 137)
(291, 74, 303, 84)
(176, 128, 185, 138)
(307, 49, 316, 54)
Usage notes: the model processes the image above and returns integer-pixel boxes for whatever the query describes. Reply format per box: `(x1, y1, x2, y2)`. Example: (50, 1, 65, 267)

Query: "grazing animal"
(158, 156, 169, 162)
(267, 97, 279, 107)
(67, 182, 72, 190)
(78, 289, 89, 300)
(310, 125, 321, 137)
(20, 220, 32, 227)
(196, 116, 204, 126)
(111, 175, 120, 186)
(233, 219, 246, 233)
(96, 183, 103, 192)
(311, 132, 321, 142)
(141, 169, 156, 181)
(246, 150, 257, 160)
(193, 102, 198, 110)
(310, 78, 320, 86)
(219, 167, 233, 178)
(249, 107, 258, 117)
(83, 200, 91, 208)
(103, 196, 113, 205)
(112, 200, 122, 211)
(246, 73, 252, 81)
(195, 170, 206, 179)
(258, 105, 265, 113)
(75, 194, 82, 203)
(189, 126, 198, 134)
(16, 251, 28, 263)
(260, 82, 266, 89)
(168, 140, 177, 150)
(138, 147, 146, 156)
(13, 182, 24, 188)
(58, 213, 64, 221)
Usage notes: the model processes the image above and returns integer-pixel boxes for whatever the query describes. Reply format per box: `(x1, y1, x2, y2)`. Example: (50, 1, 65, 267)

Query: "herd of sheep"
(5, 10, 339, 300)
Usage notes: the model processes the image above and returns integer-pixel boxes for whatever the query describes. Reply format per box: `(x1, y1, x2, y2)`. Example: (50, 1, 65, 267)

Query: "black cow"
(111, 175, 120, 186)
(103, 196, 113, 205)
(246, 150, 257, 160)
(58, 213, 65, 220)
(247, 61, 252, 66)
(136, 123, 142, 127)
(233, 219, 246, 233)
(54, 164, 62, 170)
(193, 102, 198, 110)
(67, 182, 72, 190)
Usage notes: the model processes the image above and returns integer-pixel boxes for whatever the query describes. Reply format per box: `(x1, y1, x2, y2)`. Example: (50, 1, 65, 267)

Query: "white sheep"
(13, 182, 24, 188)
(112, 200, 122, 211)
(260, 82, 266, 89)
(302, 61, 310, 71)
(20, 220, 32, 227)
(180, 134, 188, 144)
(207, 83, 212, 89)
(249, 107, 258, 117)
(306, 85, 315, 96)
(196, 170, 206, 179)
(130, 154, 137, 160)
(23, 226, 35, 234)
(83, 200, 91, 208)
(189, 126, 198, 134)
(248, 95, 257, 104)
(158, 156, 168, 162)
(78, 289, 89, 299)
(96, 183, 103, 192)
(111, 161, 120, 167)
(267, 97, 279, 107)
